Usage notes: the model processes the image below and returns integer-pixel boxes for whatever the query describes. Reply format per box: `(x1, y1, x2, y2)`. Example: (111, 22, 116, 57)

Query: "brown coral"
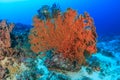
(29, 8, 97, 65)
(0, 20, 14, 48)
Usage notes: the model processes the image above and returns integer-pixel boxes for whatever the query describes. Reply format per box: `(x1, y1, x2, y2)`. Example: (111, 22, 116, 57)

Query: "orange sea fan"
(29, 8, 97, 64)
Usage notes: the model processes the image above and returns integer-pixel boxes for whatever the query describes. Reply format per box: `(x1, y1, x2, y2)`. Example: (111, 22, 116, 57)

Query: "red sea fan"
(29, 8, 97, 64)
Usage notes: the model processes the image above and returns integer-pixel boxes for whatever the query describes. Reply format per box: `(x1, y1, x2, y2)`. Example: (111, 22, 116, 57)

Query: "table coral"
(29, 8, 97, 68)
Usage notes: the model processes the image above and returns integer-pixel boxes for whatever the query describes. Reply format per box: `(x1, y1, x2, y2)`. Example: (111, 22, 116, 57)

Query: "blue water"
(0, 0, 120, 36)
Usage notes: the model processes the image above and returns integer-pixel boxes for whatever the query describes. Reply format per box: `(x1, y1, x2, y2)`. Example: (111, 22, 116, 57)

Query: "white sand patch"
(66, 67, 101, 80)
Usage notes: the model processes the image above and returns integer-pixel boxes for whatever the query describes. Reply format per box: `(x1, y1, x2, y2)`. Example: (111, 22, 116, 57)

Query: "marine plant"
(29, 5, 97, 69)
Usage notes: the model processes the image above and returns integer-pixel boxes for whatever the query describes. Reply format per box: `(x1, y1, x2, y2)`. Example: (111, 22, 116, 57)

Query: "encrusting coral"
(29, 7, 97, 70)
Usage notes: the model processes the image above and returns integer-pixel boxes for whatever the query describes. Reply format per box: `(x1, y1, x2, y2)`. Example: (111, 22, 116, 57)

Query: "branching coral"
(29, 8, 97, 65)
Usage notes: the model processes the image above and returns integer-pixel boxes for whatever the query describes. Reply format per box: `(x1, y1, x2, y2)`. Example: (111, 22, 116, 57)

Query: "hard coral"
(29, 8, 97, 65)
(0, 20, 14, 48)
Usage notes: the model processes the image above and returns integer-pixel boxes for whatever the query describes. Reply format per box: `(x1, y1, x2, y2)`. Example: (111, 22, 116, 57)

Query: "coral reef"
(29, 6, 97, 71)
(1, 4, 119, 80)
(0, 20, 36, 80)
(66, 35, 120, 80)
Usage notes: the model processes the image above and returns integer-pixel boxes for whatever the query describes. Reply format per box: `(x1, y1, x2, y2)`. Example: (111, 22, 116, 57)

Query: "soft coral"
(29, 8, 97, 65)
